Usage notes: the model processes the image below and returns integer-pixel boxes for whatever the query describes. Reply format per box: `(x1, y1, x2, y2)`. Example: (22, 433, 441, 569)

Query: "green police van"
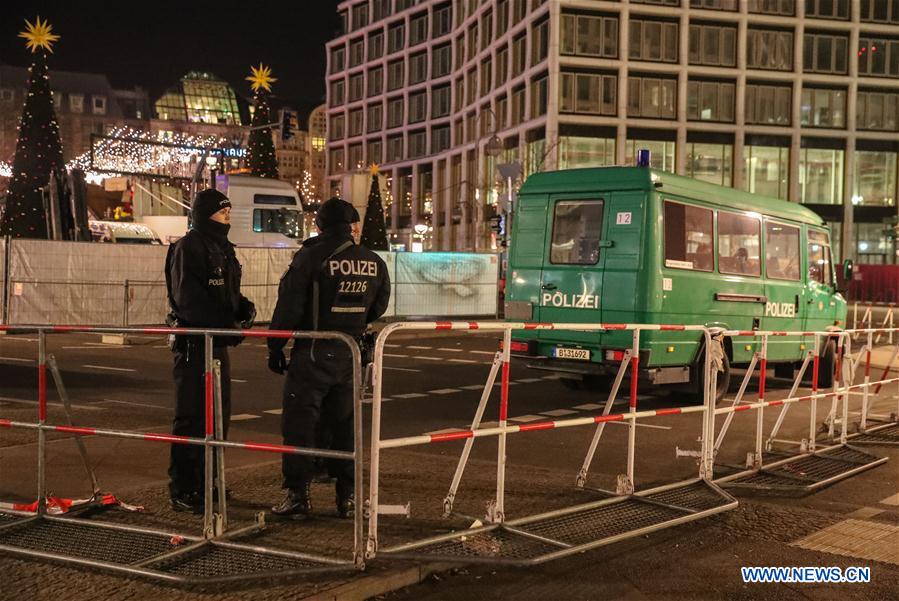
(505, 166, 850, 397)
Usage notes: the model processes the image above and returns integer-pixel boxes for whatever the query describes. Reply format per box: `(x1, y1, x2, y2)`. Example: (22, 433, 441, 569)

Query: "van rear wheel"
(688, 349, 730, 404)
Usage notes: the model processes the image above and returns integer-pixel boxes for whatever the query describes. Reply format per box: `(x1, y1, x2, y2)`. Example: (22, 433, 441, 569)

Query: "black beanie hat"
(191, 189, 231, 223)
(316, 197, 355, 231)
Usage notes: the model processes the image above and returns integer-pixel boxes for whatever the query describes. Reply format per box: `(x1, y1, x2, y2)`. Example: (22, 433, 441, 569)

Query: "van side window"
(550, 200, 604, 265)
(718, 212, 761, 277)
(808, 230, 833, 285)
(663, 201, 713, 271)
(765, 222, 800, 281)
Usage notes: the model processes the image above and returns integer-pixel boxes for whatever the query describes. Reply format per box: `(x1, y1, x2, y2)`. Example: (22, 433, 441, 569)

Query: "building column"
(788, 4, 805, 204)
(675, 10, 689, 175)
(733, 7, 748, 190)
(843, 1, 861, 262)
(616, 3, 630, 165)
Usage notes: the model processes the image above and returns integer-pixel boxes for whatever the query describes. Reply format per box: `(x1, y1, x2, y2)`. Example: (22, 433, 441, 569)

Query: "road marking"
(470, 350, 496, 355)
(0, 396, 103, 411)
(428, 388, 460, 395)
(438, 348, 464, 353)
(232, 378, 248, 383)
(417, 356, 442, 361)
(425, 427, 464, 436)
(460, 384, 486, 390)
(541, 409, 577, 417)
(478, 421, 499, 429)
(573, 403, 604, 411)
(384, 353, 408, 358)
(847, 507, 885, 519)
(82, 364, 137, 373)
(406, 345, 432, 350)
(231, 414, 261, 421)
(515, 378, 543, 383)
(153, 345, 170, 348)
(384, 366, 421, 373)
(880, 493, 899, 506)
(509, 414, 543, 423)
(99, 399, 167, 410)
(542, 374, 563, 380)
(0, 356, 34, 363)
(264, 409, 283, 415)
(385, 344, 401, 348)
(393, 392, 427, 399)
(449, 359, 478, 364)
(63, 345, 130, 350)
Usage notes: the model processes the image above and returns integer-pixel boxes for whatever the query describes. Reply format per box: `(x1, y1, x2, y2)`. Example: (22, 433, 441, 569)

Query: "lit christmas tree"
(360, 164, 389, 250)
(245, 63, 279, 179)
(0, 18, 65, 238)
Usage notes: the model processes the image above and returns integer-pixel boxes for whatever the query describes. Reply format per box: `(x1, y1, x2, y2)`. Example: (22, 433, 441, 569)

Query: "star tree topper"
(246, 63, 277, 93)
(369, 163, 380, 176)
(19, 17, 60, 53)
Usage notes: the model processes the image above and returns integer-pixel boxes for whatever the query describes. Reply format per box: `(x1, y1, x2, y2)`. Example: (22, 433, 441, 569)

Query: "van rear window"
(664, 201, 713, 271)
(550, 200, 604, 265)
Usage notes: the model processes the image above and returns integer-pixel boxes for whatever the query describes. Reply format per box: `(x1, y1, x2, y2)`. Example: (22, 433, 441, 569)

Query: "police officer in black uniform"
(164, 189, 256, 513)
(267, 197, 390, 519)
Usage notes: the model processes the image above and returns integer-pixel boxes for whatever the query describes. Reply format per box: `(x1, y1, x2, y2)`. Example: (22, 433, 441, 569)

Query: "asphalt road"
(0, 330, 897, 600)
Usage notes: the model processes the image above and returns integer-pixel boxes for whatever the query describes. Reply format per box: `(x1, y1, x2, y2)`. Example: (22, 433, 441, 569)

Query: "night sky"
(0, 1, 342, 115)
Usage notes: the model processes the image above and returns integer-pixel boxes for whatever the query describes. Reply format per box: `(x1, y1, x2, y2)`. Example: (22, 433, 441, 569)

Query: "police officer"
(164, 189, 256, 513)
(268, 197, 390, 519)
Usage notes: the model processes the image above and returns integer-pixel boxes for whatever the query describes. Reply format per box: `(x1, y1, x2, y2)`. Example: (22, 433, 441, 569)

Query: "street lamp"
(206, 154, 218, 189)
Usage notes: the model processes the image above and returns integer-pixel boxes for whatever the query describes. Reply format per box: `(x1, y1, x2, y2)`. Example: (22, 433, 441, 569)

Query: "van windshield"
(253, 208, 303, 238)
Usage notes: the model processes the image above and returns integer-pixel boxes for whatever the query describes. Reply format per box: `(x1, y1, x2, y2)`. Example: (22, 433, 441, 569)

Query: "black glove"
(268, 349, 287, 375)
(238, 298, 257, 329)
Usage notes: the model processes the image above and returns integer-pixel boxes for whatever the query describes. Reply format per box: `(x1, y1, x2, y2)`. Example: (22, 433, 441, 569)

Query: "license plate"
(553, 347, 590, 361)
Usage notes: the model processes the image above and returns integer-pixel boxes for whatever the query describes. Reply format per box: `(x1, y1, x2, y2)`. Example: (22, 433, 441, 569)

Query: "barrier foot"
(442, 494, 455, 518)
(615, 474, 634, 496)
(485, 499, 504, 524)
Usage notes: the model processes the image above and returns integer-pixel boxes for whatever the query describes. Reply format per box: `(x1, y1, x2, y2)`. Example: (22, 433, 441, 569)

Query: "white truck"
(215, 174, 305, 247)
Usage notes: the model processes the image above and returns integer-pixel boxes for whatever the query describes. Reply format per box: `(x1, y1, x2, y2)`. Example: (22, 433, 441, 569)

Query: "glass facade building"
(327, 0, 899, 260)
(154, 72, 241, 125)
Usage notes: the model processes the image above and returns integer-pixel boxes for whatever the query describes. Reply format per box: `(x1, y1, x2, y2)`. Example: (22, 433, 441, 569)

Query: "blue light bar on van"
(637, 149, 651, 167)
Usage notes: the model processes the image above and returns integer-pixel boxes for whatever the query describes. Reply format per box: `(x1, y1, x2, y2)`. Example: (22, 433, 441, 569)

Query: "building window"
(853, 150, 897, 207)
(465, 69, 477, 106)
(432, 125, 451, 154)
(92, 95, 107, 115)
(747, 29, 793, 70)
(688, 24, 737, 67)
(352, 3, 369, 29)
(349, 39, 364, 67)
(531, 76, 548, 118)
(686, 142, 733, 187)
(432, 85, 451, 118)
(511, 86, 525, 126)
(858, 37, 899, 77)
(408, 130, 427, 158)
(368, 139, 383, 164)
(367, 103, 383, 133)
(432, 44, 452, 78)
(410, 52, 428, 84)
(748, 0, 796, 15)
(560, 73, 617, 116)
(512, 34, 527, 77)
(330, 114, 345, 140)
(690, 0, 737, 9)
(368, 67, 383, 97)
(467, 24, 478, 61)
(410, 12, 428, 46)
(349, 109, 364, 137)
(387, 60, 404, 91)
(558, 137, 616, 169)
(861, 0, 899, 23)
(687, 80, 735, 122)
(664, 201, 714, 272)
(388, 23, 405, 53)
(329, 147, 345, 172)
(803, 33, 848, 74)
(481, 10, 493, 51)
(387, 136, 403, 161)
(408, 92, 427, 123)
(630, 20, 678, 63)
(800, 147, 845, 205)
(718, 211, 762, 277)
(531, 19, 549, 64)
(561, 14, 618, 58)
(349, 74, 364, 102)
(627, 76, 676, 119)
(495, 95, 507, 129)
(330, 47, 345, 73)
(372, 0, 391, 21)
(745, 84, 791, 125)
(742, 145, 789, 199)
(348, 144, 363, 169)
(857, 90, 899, 131)
(387, 97, 404, 128)
(69, 94, 84, 113)
(496, 46, 509, 86)
(434, 3, 453, 36)
(806, 0, 848, 19)
(800, 88, 846, 128)
(633, 0, 680, 5)
(481, 61, 493, 96)
(626, 140, 676, 172)
(330, 80, 345, 107)
(368, 32, 384, 60)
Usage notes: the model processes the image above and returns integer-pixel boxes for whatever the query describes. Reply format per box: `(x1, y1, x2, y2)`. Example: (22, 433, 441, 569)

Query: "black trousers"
(282, 340, 354, 494)
(169, 342, 231, 496)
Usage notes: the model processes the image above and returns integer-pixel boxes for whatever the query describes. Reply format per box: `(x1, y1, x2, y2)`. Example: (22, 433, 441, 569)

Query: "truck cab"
(214, 174, 304, 247)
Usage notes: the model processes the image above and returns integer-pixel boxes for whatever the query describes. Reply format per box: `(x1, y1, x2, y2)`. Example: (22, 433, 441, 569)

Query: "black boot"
(170, 491, 203, 514)
(271, 483, 312, 519)
(336, 480, 354, 519)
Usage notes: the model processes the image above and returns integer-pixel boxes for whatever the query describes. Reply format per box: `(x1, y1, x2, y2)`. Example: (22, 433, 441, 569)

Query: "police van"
(214, 174, 304, 246)
(504, 165, 851, 398)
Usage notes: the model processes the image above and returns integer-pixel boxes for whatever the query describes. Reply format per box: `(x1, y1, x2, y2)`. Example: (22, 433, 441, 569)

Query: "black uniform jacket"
(165, 229, 250, 341)
(268, 229, 391, 353)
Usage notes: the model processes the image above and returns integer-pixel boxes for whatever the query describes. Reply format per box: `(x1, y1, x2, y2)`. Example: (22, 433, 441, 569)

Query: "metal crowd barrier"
(852, 302, 895, 344)
(365, 321, 737, 566)
(0, 324, 364, 584)
(710, 328, 896, 494)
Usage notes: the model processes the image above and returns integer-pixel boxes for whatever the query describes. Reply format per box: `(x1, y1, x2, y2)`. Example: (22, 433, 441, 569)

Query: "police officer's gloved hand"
(238, 298, 257, 329)
(268, 349, 287, 375)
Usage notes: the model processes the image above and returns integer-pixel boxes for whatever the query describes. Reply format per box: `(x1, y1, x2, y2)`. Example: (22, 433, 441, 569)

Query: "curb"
(303, 562, 453, 601)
